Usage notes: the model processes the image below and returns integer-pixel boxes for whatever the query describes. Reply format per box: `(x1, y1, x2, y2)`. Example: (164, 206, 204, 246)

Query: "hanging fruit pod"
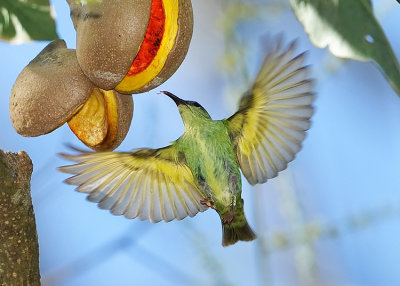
(10, 40, 133, 151)
(74, 0, 193, 94)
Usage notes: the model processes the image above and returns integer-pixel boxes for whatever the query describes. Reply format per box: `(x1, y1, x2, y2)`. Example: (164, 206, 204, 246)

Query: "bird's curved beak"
(160, 91, 186, 106)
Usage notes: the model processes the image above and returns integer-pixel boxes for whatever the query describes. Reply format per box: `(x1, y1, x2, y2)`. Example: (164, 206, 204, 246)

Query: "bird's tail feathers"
(222, 218, 256, 247)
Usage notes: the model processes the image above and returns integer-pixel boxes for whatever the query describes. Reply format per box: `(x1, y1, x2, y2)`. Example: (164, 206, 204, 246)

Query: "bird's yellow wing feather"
(224, 40, 315, 185)
(59, 146, 208, 222)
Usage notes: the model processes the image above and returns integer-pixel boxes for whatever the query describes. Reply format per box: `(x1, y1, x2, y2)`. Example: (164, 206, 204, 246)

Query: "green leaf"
(0, 0, 59, 43)
(290, 0, 400, 97)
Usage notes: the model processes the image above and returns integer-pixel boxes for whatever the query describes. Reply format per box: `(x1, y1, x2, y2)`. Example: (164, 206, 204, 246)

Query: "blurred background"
(1, 0, 400, 285)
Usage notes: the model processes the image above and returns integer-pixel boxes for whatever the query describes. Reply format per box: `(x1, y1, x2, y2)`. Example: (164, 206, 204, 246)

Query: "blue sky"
(1, 1, 400, 285)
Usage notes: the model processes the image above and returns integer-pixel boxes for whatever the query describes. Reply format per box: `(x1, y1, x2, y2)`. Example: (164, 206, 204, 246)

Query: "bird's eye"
(192, 102, 202, 108)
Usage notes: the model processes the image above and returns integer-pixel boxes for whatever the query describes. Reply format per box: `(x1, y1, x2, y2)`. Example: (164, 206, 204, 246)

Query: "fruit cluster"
(10, 0, 193, 151)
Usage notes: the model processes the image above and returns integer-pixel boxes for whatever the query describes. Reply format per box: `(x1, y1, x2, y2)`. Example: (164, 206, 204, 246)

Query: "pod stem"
(66, 0, 82, 30)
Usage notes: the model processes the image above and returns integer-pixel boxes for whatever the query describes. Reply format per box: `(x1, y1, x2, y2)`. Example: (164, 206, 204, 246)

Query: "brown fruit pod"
(75, 0, 152, 91)
(10, 40, 94, 137)
(10, 40, 134, 151)
(74, 0, 193, 93)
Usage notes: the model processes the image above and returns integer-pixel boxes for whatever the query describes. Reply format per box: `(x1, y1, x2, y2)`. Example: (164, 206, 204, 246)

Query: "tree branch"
(0, 150, 40, 285)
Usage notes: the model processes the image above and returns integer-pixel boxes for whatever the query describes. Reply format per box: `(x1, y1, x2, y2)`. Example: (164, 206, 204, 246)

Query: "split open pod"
(74, 0, 193, 94)
(10, 40, 133, 151)
(10, 1, 193, 150)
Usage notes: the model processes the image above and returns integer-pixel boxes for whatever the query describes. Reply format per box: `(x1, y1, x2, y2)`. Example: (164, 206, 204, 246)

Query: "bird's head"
(161, 91, 211, 126)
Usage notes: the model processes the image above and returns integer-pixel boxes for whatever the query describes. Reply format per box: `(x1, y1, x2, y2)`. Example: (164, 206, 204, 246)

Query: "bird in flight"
(59, 39, 315, 246)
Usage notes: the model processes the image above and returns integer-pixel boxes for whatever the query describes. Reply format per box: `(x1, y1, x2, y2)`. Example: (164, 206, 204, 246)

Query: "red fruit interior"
(127, 0, 166, 76)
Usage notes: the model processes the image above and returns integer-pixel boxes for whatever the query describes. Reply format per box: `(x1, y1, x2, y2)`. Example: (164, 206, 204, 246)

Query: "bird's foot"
(222, 212, 234, 224)
(200, 197, 215, 209)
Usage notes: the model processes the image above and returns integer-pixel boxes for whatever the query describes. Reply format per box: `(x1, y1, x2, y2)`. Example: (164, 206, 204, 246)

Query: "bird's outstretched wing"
(59, 146, 208, 222)
(224, 40, 315, 185)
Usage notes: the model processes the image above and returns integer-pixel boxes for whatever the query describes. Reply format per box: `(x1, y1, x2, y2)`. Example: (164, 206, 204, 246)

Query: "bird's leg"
(200, 197, 215, 209)
(222, 212, 234, 224)
(222, 196, 236, 224)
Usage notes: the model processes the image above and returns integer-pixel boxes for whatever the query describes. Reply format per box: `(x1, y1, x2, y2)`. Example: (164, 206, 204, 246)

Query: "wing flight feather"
(59, 146, 207, 222)
(225, 40, 315, 185)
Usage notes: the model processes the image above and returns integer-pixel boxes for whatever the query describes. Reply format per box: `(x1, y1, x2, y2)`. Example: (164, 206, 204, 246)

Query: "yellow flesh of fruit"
(100, 90, 119, 150)
(68, 88, 118, 149)
(115, 0, 179, 93)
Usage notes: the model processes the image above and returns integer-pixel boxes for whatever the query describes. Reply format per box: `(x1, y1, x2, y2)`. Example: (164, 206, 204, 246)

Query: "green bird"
(59, 40, 314, 246)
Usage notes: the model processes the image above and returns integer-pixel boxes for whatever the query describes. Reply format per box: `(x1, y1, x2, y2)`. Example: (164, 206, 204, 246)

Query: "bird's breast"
(180, 126, 241, 205)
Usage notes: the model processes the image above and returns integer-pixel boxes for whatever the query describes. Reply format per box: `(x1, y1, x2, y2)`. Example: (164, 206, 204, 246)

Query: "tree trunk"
(0, 150, 40, 285)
